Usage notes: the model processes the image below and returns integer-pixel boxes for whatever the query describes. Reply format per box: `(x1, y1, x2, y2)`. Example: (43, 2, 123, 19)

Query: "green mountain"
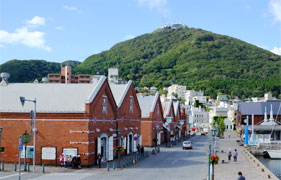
(74, 28, 281, 99)
(0, 60, 80, 82)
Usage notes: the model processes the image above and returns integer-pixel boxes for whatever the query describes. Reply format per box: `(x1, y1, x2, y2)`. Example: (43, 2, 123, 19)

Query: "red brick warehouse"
(137, 92, 166, 147)
(0, 76, 119, 166)
(109, 80, 142, 155)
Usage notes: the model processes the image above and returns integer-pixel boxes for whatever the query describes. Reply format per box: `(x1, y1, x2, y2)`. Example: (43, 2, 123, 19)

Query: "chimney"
(0, 72, 10, 86)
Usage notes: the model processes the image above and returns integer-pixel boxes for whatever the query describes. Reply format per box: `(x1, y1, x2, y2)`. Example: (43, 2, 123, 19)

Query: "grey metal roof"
(173, 101, 179, 116)
(238, 102, 281, 115)
(137, 94, 158, 118)
(109, 81, 131, 108)
(0, 76, 106, 113)
(162, 99, 173, 117)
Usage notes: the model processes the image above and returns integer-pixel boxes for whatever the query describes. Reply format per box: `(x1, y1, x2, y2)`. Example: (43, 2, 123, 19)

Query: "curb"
(242, 148, 278, 179)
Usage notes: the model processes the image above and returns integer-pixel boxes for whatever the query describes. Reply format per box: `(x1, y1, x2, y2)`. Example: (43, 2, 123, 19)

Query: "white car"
(182, 141, 192, 150)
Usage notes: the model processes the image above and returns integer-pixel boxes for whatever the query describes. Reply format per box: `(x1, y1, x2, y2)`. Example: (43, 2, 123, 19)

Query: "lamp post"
(117, 129, 122, 168)
(154, 125, 160, 150)
(210, 128, 216, 180)
(0, 127, 2, 147)
(19, 96, 36, 173)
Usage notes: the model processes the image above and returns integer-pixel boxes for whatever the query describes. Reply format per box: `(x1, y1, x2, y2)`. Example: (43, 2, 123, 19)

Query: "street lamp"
(0, 127, 2, 147)
(19, 96, 37, 173)
(154, 125, 160, 150)
(117, 129, 122, 168)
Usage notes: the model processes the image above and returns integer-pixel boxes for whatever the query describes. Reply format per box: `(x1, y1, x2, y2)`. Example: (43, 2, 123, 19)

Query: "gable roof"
(0, 76, 106, 113)
(137, 92, 159, 118)
(238, 102, 281, 115)
(161, 99, 173, 117)
(109, 80, 132, 108)
(173, 101, 180, 116)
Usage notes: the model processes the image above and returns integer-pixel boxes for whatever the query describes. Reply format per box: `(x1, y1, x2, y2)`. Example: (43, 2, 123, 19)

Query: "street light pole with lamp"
(154, 124, 160, 150)
(19, 96, 37, 173)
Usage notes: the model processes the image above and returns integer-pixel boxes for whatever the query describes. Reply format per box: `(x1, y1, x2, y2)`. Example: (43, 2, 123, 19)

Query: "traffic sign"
(19, 137, 23, 151)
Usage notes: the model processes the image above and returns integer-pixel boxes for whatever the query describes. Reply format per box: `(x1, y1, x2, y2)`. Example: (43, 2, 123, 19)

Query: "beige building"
(48, 65, 91, 83)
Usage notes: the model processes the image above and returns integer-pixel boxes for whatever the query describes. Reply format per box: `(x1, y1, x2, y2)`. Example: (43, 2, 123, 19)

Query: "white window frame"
(102, 96, 107, 114)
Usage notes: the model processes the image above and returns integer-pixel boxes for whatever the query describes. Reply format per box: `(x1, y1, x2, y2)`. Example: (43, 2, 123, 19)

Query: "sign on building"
(41, 147, 56, 160)
(21, 146, 34, 159)
(63, 148, 77, 157)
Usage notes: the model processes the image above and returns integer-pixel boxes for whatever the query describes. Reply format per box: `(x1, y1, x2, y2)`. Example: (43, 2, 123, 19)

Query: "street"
(0, 135, 209, 180)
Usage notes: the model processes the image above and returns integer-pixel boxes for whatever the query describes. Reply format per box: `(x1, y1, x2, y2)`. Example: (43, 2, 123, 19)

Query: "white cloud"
(0, 27, 51, 51)
(63, 5, 79, 12)
(269, 0, 281, 22)
(138, 0, 169, 16)
(56, 26, 64, 30)
(123, 34, 135, 41)
(26, 16, 46, 26)
(271, 47, 281, 55)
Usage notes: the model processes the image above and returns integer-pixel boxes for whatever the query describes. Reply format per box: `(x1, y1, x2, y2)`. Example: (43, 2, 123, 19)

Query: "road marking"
(0, 173, 27, 179)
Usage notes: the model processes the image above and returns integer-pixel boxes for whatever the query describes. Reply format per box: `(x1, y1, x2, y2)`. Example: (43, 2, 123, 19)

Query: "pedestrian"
(71, 156, 76, 169)
(137, 144, 141, 154)
(234, 149, 238, 161)
(77, 155, 81, 168)
(59, 153, 64, 167)
(141, 146, 144, 156)
(237, 171, 246, 180)
(228, 134, 231, 139)
(68, 155, 72, 168)
(64, 154, 69, 168)
(228, 148, 232, 161)
(97, 153, 102, 168)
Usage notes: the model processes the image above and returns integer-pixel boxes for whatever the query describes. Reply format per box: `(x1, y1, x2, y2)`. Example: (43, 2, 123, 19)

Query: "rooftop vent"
(0, 72, 10, 86)
(42, 77, 49, 83)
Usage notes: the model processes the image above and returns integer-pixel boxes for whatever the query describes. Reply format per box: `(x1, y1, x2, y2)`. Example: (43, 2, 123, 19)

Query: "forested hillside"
(74, 28, 281, 98)
(0, 60, 80, 82)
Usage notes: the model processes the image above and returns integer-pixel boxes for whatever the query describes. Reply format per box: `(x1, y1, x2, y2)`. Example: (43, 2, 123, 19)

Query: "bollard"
(113, 161, 115, 170)
(14, 163, 17, 172)
(107, 162, 109, 172)
(27, 163, 30, 172)
(42, 164, 45, 173)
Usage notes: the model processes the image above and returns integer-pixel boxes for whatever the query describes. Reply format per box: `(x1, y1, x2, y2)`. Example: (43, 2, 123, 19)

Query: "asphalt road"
(0, 135, 209, 180)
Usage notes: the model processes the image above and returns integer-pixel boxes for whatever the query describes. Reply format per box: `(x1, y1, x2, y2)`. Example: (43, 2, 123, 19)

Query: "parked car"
(182, 141, 192, 149)
(201, 132, 206, 135)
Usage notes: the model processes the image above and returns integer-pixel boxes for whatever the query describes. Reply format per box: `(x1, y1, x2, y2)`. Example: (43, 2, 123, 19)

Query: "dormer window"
(102, 96, 107, 114)
(129, 96, 133, 113)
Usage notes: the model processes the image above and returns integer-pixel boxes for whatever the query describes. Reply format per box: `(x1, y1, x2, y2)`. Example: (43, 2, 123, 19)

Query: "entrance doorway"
(129, 134, 133, 153)
(101, 137, 107, 161)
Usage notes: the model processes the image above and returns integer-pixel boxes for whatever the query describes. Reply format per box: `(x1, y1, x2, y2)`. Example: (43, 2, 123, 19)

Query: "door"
(139, 135, 142, 145)
(123, 137, 127, 149)
(127, 135, 130, 154)
(108, 136, 113, 161)
(97, 137, 101, 155)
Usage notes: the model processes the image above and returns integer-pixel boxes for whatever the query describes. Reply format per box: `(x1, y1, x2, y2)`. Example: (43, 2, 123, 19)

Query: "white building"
(209, 102, 234, 130)
(167, 84, 186, 99)
(185, 90, 206, 105)
(191, 106, 209, 131)
(252, 92, 280, 102)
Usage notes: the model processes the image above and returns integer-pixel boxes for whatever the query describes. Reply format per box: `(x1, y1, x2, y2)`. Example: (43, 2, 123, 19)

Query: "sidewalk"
(214, 131, 278, 180)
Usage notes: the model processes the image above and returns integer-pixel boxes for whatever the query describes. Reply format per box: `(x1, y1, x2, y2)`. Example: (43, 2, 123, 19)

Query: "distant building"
(48, 65, 91, 83)
(191, 106, 209, 131)
(167, 84, 186, 99)
(108, 68, 127, 84)
(251, 92, 280, 102)
(185, 90, 206, 105)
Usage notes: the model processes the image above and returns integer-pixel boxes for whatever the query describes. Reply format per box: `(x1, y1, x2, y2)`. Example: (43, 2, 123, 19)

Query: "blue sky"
(0, 0, 281, 65)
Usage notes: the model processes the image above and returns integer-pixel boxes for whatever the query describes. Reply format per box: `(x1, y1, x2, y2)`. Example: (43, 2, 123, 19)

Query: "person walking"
(228, 148, 232, 161)
(59, 153, 64, 167)
(141, 146, 144, 157)
(68, 155, 72, 168)
(233, 149, 238, 161)
(137, 144, 141, 154)
(237, 171, 246, 180)
(97, 153, 102, 168)
(64, 154, 69, 168)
